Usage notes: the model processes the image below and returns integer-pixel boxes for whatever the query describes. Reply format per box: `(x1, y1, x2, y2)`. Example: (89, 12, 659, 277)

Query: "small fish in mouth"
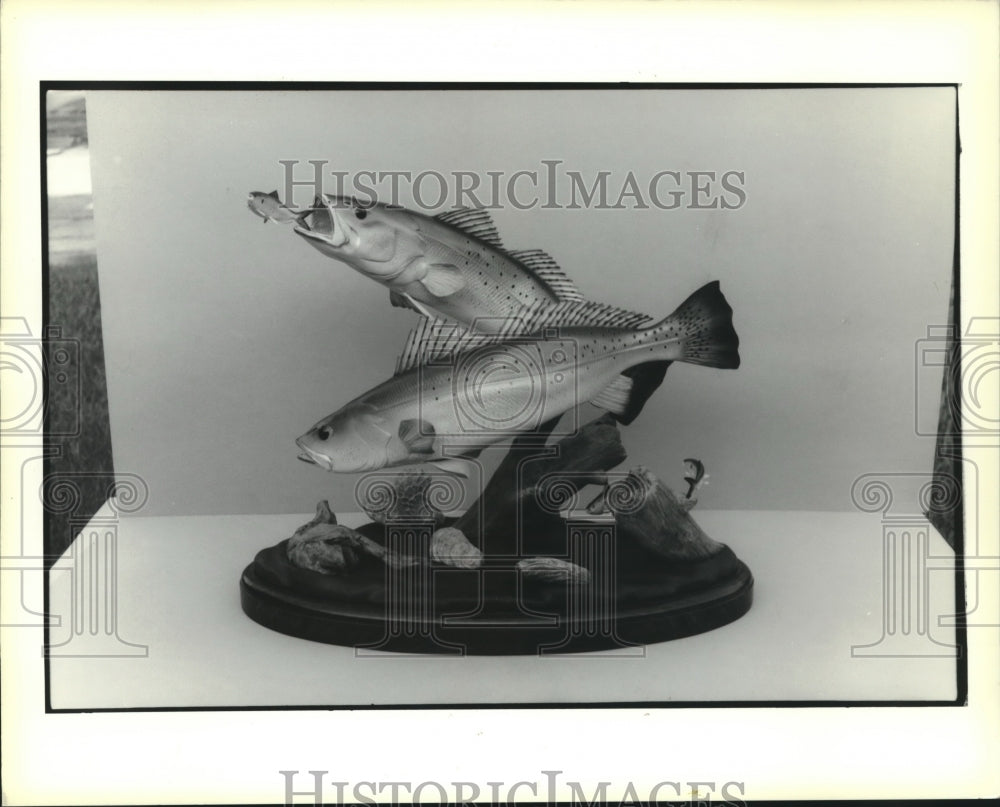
(247, 190, 311, 226)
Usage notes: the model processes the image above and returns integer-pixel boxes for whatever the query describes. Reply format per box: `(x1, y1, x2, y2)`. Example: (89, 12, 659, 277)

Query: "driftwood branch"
(453, 412, 627, 556)
(612, 467, 725, 560)
(286, 415, 726, 578)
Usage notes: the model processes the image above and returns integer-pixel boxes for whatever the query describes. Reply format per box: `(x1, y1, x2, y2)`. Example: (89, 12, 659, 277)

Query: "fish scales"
(287, 195, 585, 332)
(247, 190, 653, 336)
(247, 191, 741, 473)
(396, 215, 564, 324)
(356, 337, 590, 445)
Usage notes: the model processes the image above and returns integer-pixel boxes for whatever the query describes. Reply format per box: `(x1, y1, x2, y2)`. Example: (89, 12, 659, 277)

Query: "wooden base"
(239, 529, 754, 655)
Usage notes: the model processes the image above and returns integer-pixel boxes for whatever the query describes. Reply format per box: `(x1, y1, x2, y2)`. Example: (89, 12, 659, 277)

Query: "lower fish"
(295, 281, 740, 474)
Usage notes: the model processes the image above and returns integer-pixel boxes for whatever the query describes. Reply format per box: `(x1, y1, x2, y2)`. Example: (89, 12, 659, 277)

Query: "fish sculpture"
(251, 190, 676, 422)
(288, 194, 585, 330)
(295, 281, 740, 474)
(247, 190, 310, 225)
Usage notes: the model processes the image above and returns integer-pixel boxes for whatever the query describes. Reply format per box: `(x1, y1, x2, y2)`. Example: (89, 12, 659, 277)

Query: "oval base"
(239, 539, 753, 655)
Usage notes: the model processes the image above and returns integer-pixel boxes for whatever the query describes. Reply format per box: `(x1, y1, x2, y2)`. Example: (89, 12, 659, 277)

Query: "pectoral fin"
(419, 264, 465, 297)
(589, 375, 634, 416)
(589, 361, 672, 426)
(616, 360, 671, 425)
(399, 418, 436, 453)
(433, 208, 504, 248)
(389, 290, 437, 319)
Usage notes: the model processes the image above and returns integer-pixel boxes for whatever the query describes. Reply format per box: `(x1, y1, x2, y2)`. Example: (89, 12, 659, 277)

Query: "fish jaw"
(318, 196, 354, 247)
(295, 436, 335, 471)
(293, 224, 343, 257)
(292, 200, 356, 254)
(295, 404, 400, 473)
(296, 209, 412, 281)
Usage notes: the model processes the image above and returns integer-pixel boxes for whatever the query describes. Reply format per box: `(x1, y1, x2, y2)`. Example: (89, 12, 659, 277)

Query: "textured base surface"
(240, 530, 754, 655)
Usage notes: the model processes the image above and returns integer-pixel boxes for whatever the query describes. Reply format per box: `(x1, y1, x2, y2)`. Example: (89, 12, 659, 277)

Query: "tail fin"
(651, 281, 741, 369)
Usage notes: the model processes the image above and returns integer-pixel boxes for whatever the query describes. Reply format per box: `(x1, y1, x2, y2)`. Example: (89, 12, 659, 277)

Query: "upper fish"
(289, 194, 583, 332)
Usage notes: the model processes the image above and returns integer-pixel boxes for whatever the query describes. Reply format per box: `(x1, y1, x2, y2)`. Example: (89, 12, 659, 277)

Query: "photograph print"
(41, 85, 963, 710)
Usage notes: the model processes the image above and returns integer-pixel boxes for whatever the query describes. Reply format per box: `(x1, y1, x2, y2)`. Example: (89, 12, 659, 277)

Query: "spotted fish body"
(291, 195, 581, 332)
(295, 282, 740, 473)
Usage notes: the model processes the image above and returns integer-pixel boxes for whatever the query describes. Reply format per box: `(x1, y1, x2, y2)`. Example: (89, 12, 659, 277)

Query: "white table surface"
(47, 508, 959, 709)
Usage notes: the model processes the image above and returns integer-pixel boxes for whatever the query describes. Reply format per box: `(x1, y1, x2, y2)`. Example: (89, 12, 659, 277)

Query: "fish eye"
(317, 426, 331, 441)
(354, 208, 367, 220)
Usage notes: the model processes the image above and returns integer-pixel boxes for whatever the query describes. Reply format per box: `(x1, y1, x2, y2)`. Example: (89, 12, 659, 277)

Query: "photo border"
(3, 3, 997, 803)
(39, 79, 968, 715)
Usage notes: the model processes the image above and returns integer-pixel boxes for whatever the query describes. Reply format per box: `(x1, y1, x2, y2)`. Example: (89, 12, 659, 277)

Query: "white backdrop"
(86, 87, 954, 517)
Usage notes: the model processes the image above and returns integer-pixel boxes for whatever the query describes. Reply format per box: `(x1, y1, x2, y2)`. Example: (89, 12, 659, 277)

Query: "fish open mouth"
(294, 198, 351, 248)
(324, 205, 351, 247)
(297, 452, 317, 465)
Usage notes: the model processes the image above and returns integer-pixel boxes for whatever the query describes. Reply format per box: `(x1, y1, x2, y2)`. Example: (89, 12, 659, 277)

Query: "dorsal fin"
(507, 249, 584, 302)
(511, 298, 654, 333)
(394, 317, 511, 375)
(394, 300, 656, 376)
(433, 208, 503, 249)
(394, 300, 653, 375)
(589, 374, 634, 415)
